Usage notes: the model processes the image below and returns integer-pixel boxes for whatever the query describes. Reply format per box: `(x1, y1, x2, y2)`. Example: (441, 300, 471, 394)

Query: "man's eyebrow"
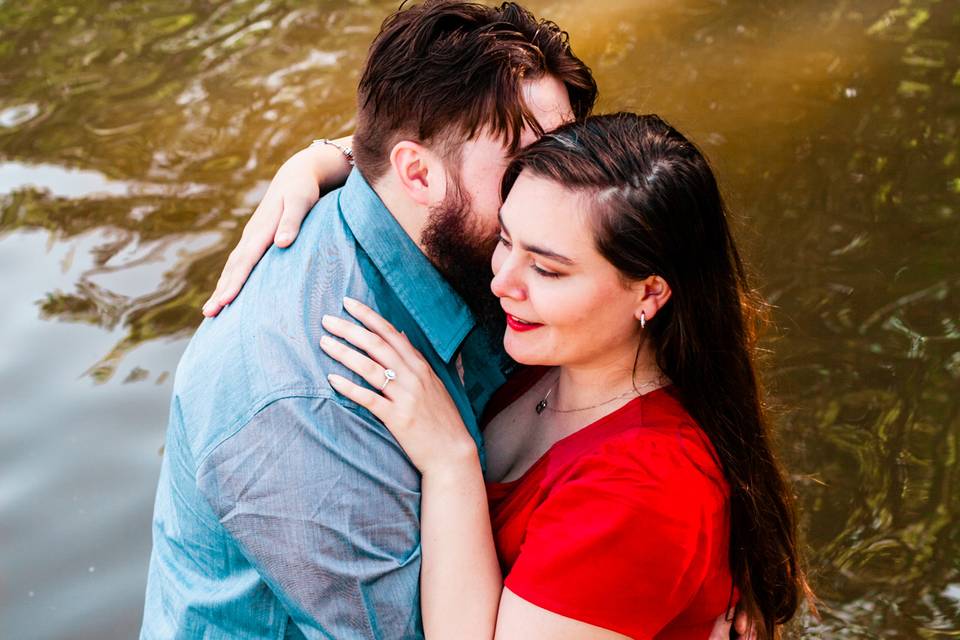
(497, 211, 576, 265)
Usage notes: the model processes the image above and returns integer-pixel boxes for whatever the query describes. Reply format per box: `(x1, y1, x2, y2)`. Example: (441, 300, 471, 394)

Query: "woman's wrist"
(298, 139, 353, 190)
(311, 138, 354, 165)
(421, 443, 482, 484)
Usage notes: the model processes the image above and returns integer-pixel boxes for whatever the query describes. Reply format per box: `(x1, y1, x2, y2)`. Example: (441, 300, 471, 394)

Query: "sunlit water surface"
(1, 1, 958, 637)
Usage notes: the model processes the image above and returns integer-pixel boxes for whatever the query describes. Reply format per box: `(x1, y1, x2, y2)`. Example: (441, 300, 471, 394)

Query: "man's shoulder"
(251, 187, 355, 284)
(188, 388, 377, 472)
(170, 187, 374, 459)
(171, 341, 381, 471)
(192, 187, 359, 355)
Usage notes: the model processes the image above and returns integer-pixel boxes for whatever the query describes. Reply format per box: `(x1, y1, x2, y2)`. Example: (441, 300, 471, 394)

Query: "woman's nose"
(490, 259, 527, 302)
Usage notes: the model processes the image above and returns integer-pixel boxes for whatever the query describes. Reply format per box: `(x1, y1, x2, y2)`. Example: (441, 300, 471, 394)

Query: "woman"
(310, 113, 808, 638)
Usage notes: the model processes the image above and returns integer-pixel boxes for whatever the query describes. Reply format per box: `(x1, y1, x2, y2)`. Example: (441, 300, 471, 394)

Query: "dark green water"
(1, 1, 957, 637)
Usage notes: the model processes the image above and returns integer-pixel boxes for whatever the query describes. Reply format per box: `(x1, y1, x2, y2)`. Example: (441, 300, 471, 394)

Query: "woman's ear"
(633, 275, 672, 323)
(389, 141, 445, 206)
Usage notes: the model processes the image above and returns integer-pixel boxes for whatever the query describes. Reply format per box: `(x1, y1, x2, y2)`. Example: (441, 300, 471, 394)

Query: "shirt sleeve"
(196, 394, 423, 640)
(503, 437, 720, 639)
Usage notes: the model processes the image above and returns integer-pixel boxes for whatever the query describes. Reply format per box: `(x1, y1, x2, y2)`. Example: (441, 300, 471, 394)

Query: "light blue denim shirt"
(141, 170, 511, 639)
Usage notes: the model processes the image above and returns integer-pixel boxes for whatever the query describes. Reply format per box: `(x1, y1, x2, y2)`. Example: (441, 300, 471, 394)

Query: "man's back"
(141, 171, 507, 639)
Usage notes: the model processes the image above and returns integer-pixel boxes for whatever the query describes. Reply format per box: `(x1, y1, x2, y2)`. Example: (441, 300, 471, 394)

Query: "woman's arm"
(320, 298, 502, 638)
(202, 135, 354, 317)
(420, 452, 502, 638)
(319, 300, 747, 640)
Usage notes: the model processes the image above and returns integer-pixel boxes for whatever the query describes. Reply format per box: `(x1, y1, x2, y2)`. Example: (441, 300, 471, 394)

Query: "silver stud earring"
(640, 310, 646, 329)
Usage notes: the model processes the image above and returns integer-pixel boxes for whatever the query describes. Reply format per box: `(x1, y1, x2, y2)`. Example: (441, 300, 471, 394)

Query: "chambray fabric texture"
(141, 169, 510, 639)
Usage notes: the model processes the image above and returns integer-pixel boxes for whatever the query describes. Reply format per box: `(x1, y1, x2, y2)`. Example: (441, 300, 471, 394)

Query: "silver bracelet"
(311, 138, 355, 166)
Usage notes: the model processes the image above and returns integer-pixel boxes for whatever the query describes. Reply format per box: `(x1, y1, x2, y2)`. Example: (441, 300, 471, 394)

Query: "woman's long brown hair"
(501, 113, 812, 638)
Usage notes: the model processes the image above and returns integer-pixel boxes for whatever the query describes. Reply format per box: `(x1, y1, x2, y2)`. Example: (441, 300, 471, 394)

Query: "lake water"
(1, 0, 958, 637)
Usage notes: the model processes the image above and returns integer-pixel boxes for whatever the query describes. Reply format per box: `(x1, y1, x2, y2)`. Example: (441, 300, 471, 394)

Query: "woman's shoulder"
(568, 387, 729, 507)
(506, 387, 733, 640)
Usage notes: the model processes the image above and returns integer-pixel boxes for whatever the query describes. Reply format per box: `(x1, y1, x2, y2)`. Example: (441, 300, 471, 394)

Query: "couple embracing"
(142, 1, 809, 638)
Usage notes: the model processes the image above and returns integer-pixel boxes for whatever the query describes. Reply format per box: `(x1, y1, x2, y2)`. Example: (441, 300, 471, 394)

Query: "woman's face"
(490, 172, 644, 368)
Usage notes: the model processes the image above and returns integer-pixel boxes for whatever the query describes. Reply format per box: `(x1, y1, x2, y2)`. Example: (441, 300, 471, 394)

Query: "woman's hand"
(319, 296, 477, 476)
(707, 608, 757, 640)
(202, 136, 354, 317)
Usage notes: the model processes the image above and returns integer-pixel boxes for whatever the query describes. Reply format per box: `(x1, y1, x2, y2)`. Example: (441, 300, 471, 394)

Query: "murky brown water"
(1, 0, 957, 637)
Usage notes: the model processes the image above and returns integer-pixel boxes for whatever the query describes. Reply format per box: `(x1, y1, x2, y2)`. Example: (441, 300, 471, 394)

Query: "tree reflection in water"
(1, 0, 958, 636)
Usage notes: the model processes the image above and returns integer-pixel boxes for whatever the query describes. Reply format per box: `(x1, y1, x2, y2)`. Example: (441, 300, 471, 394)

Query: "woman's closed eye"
(532, 263, 561, 278)
(499, 234, 562, 278)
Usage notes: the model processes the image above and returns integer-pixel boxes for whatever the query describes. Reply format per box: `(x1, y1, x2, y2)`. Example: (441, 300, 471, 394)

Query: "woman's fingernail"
(343, 296, 358, 308)
(276, 231, 293, 244)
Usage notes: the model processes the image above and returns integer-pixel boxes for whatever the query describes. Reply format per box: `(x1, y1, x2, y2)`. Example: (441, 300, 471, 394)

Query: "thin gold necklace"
(534, 374, 666, 415)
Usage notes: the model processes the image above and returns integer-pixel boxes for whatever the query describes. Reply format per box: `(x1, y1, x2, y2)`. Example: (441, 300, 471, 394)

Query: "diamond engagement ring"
(380, 368, 397, 391)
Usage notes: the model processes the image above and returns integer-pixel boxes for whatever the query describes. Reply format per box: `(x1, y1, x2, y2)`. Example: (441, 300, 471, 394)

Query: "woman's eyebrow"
(498, 211, 576, 265)
(524, 243, 576, 265)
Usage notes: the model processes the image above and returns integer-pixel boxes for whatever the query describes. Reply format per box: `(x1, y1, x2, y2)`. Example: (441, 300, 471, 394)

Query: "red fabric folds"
(484, 369, 734, 639)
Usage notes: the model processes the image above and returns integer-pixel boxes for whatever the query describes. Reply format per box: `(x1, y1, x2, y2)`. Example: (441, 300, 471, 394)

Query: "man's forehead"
(457, 77, 574, 158)
(522, 74, 575, 135)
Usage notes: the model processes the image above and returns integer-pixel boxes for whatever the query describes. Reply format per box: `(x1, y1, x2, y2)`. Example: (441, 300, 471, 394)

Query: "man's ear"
(633, 275, 672, 323)
(389, 140, 445, 206)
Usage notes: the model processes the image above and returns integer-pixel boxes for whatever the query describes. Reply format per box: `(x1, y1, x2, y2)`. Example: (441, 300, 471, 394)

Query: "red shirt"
(484, 367, 734, 639)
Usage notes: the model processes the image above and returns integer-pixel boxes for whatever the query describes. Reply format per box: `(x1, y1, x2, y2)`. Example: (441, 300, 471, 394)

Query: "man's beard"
(420, 184, 505, 340)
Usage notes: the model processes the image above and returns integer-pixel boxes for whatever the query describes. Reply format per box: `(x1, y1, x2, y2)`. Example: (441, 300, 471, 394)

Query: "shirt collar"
(339, 169, 475, 363)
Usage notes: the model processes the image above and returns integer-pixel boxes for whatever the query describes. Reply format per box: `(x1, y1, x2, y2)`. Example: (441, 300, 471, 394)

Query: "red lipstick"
(505, 314, 543, 332)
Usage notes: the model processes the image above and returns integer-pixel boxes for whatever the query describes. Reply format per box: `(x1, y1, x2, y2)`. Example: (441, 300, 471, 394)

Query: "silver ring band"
(380, 368, 397, 391)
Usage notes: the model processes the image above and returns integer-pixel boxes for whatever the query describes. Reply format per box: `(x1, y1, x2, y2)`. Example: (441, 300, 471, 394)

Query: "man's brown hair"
(352, 0, 597, 180)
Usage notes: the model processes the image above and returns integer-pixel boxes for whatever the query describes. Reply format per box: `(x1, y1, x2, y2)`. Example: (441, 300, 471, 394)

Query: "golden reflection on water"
(1, 0, 958, 637)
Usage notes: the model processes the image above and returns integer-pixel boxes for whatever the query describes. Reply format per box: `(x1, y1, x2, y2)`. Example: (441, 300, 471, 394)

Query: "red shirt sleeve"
(502, 432, 725, 639)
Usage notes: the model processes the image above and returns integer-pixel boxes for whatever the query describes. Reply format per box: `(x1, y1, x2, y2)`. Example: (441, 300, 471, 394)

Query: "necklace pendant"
(535, 399, 548, 415)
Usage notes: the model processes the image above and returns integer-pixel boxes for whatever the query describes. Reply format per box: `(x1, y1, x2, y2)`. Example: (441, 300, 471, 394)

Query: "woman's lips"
(505, 314, 543, 332)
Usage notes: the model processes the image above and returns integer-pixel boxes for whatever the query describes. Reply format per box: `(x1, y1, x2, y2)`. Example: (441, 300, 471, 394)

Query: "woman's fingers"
(342, 297, 422, 370)
(327, 373, 390, 422)
(323, 301, 474, 476)
(201, 146, 322, 317)
(319, 335, 392, 394)
(707, 611, 732, 640)
(321, 313, 399, 371)
(202, 193, 283, 317)
(342, 297, 403, 342)
(274, 193, 312, 247)
(732, 609, 756, 640)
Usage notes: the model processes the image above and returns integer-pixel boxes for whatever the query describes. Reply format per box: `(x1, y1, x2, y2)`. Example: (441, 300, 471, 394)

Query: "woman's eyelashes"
(532, 264, 561, 278)
(498, 234, 562, 279)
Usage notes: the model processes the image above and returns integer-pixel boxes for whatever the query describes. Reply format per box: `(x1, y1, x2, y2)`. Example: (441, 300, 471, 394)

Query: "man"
(141, 2, 596, 638)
